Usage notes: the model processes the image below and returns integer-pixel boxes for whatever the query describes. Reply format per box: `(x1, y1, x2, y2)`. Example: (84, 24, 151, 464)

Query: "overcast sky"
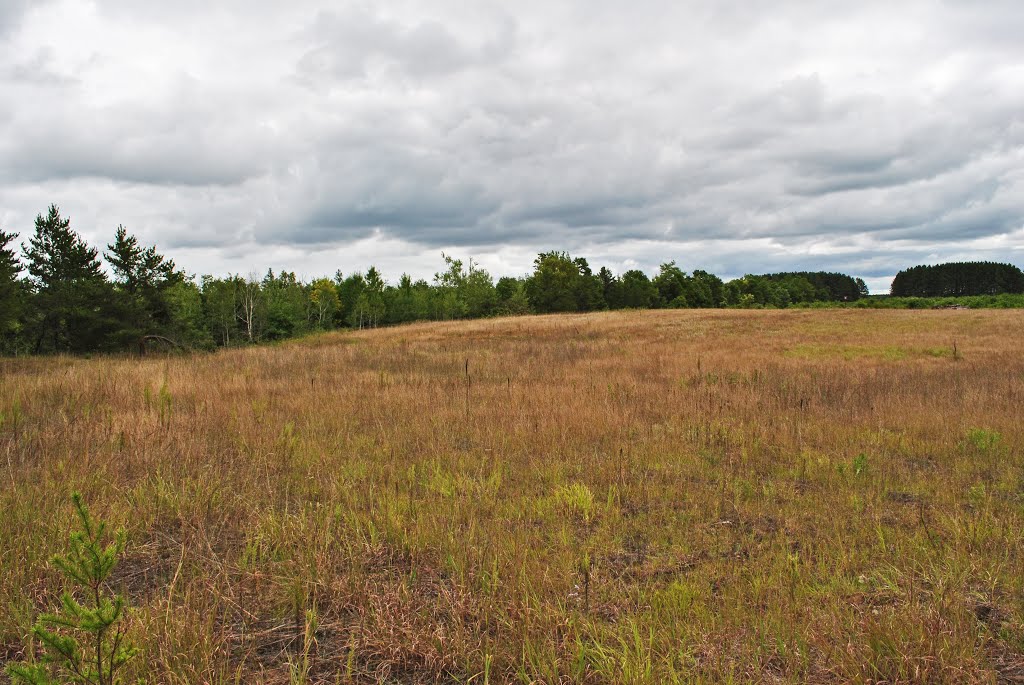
(1, 1, 1022, 292)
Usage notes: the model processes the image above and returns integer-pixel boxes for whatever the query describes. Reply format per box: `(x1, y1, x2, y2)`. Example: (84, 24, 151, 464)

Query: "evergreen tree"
(361, 266, 387, 327)
(104, 225, 185, 346)
(571, 257, 606, 311)
(105, 225, 181, 295)
(23, 205, 117, 353)
(0, 229, 23, 344)
(597, 267, 618, 307)
(891, 262, 1024, 297)
(5, 493, 139, 685)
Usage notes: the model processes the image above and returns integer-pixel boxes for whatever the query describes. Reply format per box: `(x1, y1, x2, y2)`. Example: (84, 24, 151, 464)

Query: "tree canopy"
(23, 205, 120, 353)
(0, 229, 23, 345)
(15, 204, 1022, 357)
(890, 262, 1024, 297)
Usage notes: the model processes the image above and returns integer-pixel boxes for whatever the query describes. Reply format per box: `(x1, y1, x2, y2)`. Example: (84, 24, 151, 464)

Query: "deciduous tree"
(309, 277, 340, 329)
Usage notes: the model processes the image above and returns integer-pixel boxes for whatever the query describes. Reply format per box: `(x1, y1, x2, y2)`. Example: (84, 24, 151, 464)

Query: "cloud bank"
(1, 0, 1022, 292)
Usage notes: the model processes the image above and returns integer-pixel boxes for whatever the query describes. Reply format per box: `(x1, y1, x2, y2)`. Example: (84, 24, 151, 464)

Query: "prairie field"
(3, 308, 1024, 684)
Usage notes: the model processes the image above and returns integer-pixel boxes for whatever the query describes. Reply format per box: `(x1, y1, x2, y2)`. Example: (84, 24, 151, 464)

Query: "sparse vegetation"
(2, 308, 1024, 683)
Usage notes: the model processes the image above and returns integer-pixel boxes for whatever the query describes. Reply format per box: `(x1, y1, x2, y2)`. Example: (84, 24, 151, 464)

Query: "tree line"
(890, 262, 1024, 297)
(1, 205, 878, 355)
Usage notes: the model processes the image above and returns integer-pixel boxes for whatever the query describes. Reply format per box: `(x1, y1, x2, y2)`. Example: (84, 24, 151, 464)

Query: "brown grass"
(2, 308, 1024, 683)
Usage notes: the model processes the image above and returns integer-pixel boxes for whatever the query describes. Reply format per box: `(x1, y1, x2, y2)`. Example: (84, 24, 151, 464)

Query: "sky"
(1, 1, 1022, 293)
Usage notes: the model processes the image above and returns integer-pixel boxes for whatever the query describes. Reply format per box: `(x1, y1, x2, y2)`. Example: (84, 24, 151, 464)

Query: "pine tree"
(0, 228, 23, 341)
(5, 493, 139, 685)
(105, 225, 185, 346)
(24, 206, 104, 288)
(891, 261, 1024, 297)
(23, 205, 115, 353)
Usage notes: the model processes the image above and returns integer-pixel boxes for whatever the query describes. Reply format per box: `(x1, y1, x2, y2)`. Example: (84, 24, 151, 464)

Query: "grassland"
(2, 309, 1024, 683)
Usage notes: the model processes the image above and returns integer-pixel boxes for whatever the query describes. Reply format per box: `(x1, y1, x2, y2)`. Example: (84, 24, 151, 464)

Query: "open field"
(2, 309, 1024, 683)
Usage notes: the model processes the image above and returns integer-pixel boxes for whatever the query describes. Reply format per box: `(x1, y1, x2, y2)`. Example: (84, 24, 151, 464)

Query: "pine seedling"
(5, 492, 140, 685)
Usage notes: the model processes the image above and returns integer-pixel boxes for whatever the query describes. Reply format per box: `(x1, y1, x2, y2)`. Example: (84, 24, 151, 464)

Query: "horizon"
(12, 207, 1023, 296)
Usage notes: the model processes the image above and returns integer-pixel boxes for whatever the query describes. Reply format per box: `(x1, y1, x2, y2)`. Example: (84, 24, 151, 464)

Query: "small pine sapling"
(5, 492, 140, 685)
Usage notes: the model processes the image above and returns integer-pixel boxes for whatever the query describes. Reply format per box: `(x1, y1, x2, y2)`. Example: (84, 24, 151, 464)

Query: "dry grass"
(2, 308, 1024, 683)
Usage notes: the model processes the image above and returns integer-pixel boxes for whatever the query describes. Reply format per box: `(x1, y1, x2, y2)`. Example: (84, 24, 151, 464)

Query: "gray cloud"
(0, 0, 1022, 289)
(0, 0, 32, 36)
(295, 8, 517, 83)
